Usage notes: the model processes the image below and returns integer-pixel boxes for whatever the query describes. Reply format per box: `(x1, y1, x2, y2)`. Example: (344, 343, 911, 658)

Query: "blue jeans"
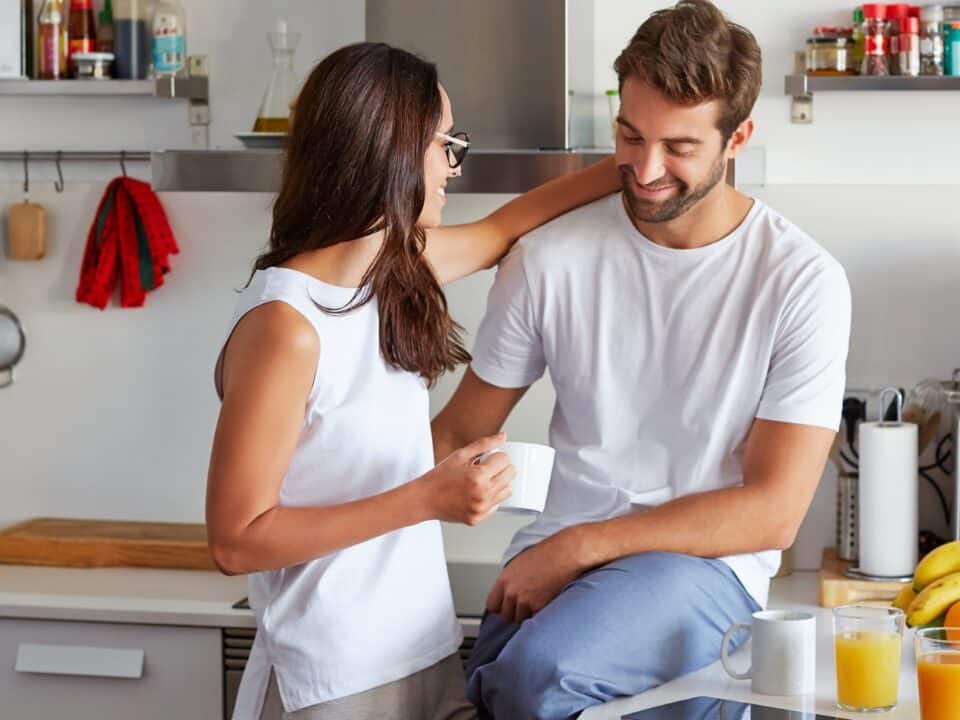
(465, 551, 761, 720)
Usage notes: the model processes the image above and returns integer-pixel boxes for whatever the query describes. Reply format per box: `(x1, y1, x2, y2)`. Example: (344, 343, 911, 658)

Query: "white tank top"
(225, 267, 462, 718)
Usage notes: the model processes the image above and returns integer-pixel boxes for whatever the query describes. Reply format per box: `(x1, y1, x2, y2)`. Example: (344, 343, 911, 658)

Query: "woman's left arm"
(424, 156, 619, 285)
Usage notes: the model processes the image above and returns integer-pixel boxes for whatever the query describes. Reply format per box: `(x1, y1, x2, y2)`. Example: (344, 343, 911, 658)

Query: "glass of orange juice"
(833, 605, 904, 712)
(916, 627, 960, 720)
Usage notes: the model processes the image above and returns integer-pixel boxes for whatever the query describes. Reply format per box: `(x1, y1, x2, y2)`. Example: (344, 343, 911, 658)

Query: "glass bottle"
(96, 0, 114, 54)
(896, 16, 921, 76)
(36, 0, 67, 80)
(852, 7, 865, 71)
(150, 0, 186, 78)
(886, 3, 910, 75)
(253, 19, 301, 133)
(113, 0, 150, 79)
(67, 0, 97, 78)
(921, 4, 945, 75)
(861, 3, 890, 75)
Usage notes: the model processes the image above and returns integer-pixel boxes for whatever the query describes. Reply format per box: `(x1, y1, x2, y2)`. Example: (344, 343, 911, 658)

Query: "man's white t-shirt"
(471, 193, 851, 608)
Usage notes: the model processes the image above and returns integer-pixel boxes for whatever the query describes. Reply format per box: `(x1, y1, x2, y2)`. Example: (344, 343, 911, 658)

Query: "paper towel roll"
(857, 421, 919, 577)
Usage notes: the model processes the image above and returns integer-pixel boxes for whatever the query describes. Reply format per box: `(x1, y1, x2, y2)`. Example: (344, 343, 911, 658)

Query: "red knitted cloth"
(76, 177, 179, 309)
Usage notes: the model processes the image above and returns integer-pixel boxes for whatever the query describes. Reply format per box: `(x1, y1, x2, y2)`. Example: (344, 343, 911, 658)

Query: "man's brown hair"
(613, 0, 761, 141)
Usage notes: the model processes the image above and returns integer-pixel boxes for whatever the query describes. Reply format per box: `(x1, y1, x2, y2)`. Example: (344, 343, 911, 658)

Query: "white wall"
(1, 1, 958, 572)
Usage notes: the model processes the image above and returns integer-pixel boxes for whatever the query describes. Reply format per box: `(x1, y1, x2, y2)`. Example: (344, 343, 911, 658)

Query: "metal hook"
(22, 151, 29, 196)
(54, 150, 64, 193)
(119, 150, 127, 178)
(879, 386, 903, 424)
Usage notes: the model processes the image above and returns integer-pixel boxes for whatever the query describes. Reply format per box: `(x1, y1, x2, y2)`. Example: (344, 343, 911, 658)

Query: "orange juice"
(835, 631, 901, 709)
(917, 652, 960, 720)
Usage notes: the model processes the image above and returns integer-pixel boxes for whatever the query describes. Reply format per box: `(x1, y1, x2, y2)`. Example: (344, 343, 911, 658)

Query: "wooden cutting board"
(0, 518, 216, 571)
(819, 546, 908, 607)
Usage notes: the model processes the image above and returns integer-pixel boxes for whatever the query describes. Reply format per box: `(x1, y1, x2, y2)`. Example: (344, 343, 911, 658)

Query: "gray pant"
(260, 653, 476, 720)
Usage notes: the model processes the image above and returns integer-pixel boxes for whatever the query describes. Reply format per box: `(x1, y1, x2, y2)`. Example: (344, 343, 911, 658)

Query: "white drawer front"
(0, 619, 221, 720)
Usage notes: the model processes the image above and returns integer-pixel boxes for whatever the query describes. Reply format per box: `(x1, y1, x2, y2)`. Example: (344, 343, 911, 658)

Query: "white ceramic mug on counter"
(720, 610, 816, 696)
(477, 441, 555, 513)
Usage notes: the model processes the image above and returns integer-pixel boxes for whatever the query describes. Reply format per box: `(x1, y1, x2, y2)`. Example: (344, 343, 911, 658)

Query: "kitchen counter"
(585, 571, 921, 720)
(0, 563, 484, 636)
(0, 566, 922, 718)
(0, 564, 255, 628)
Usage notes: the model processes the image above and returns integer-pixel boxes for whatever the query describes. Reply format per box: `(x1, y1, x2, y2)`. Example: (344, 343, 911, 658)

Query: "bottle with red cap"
(897, 14, 921, 75)
(861, 3, 890, 75)
(886, 3, 910, 74)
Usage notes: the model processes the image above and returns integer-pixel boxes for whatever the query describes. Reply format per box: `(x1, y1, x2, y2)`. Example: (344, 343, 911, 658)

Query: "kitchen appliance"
(366, 0, 596, 151)
(0, 306, 26, 387)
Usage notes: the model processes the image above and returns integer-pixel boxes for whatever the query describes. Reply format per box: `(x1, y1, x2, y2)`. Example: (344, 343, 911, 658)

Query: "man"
(431, 1, 851, 718)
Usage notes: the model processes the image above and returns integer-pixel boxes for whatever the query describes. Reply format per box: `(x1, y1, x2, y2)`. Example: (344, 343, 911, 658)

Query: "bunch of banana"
(902, 540, 960, 628)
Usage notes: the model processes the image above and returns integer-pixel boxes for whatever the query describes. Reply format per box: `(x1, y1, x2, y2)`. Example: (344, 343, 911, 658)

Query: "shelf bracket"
(785, 73, 813, 124)
(187, 56, 210, 150)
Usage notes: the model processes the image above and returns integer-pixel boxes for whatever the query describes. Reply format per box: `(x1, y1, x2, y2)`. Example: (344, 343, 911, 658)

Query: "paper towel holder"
(878, 387, 904, 426)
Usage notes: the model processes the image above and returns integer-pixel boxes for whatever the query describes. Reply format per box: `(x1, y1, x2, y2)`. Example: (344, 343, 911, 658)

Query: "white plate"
(234, 132, 286, 149)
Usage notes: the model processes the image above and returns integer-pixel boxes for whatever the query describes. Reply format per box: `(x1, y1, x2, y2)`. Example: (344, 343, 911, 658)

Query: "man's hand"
(486, 526, 588, 624)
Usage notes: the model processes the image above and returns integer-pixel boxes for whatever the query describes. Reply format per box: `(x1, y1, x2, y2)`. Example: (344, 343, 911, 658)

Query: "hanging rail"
(0, 151, 151, 162)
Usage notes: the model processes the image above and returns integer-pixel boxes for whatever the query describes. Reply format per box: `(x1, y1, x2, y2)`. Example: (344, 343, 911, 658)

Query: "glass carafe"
(253, 20, 300, 133)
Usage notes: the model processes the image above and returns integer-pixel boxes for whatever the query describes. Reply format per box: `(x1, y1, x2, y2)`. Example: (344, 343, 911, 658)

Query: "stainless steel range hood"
(152, 1, 612, 193)
(366, 0, 596, 151)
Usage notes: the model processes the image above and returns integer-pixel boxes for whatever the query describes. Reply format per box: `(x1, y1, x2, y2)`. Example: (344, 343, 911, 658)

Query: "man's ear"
(725, 118, 754, 159)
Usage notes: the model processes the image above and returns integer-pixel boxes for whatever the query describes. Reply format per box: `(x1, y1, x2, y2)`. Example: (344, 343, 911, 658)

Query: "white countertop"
(0, 565, 921, 718)
(0, 564, 256, 628)
(585, 571, 921, 720)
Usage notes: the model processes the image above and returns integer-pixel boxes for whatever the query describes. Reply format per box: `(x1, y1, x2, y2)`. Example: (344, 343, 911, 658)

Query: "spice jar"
(920, 4, 945, 76)
(806, 27, 857, 75)
(896, 16, 921, 75)
(886, 3, 911, 74)
(861, 3, 890, 75)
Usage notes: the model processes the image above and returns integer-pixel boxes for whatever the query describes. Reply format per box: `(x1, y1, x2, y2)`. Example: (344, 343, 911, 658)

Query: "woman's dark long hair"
(253, 42, 469, 385)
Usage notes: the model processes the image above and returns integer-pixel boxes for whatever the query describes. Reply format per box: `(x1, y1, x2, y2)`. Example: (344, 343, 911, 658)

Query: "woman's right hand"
(417, 432, 515, 526)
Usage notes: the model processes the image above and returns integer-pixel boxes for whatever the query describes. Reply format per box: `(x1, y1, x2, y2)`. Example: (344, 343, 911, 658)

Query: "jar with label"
(947, 21, 960, 75)
(150, 0, 186, 78)
(36, 0, 67, 80)
(896, 16, 921, 75)
(886, 3, 911, 74)
(68, 0, 97, 77)
(806, 27, 857, 75)
(861, 3, 891, 75)
(920, 4, 945, 75)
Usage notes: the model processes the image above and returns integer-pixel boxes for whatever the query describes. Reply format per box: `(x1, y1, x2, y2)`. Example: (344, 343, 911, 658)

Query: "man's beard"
(620, 151, 727, 224)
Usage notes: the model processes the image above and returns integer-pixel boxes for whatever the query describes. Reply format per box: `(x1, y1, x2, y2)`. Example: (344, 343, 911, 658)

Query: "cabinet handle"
(15, 643, 144, 679)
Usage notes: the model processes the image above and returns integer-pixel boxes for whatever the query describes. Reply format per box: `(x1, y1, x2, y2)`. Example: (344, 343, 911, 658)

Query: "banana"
(907, 571, 960, 627)
(916, 613, 948, 630)
(892, 583, 915, 611)
(914, 540, 960, 592)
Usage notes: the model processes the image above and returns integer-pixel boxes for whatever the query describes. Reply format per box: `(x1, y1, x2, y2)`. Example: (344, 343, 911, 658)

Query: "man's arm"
(432, 368, 530, 463)
(487, 418, 835, 622)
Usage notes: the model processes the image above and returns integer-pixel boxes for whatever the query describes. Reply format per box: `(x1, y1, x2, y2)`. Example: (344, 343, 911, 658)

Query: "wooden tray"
(819, 546, 908, 607)
(0, 518, 216, 570)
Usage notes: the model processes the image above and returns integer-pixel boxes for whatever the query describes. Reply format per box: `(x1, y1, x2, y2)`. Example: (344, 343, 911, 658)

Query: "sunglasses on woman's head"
(436, 131, 470, 168)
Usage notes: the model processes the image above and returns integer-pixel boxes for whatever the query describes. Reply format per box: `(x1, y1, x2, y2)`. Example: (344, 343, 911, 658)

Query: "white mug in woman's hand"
(721, 610, 816, 696)
(475, 441, 555, 513)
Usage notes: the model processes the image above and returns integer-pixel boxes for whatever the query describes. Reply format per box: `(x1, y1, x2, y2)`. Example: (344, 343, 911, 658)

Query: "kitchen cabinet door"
(0, 618, 221, 720)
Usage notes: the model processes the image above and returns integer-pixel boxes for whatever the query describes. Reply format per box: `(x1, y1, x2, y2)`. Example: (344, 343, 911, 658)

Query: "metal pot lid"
(0, 305, 26, 370)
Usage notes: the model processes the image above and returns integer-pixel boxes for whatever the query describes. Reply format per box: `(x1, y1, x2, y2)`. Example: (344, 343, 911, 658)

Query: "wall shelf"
(0, 76, 208, 100)
(784, 74, 960, 123)
(5, 63, 210, 148)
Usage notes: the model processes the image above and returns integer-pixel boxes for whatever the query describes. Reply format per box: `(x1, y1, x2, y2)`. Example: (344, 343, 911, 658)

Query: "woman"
(206, 42, 617, 720)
